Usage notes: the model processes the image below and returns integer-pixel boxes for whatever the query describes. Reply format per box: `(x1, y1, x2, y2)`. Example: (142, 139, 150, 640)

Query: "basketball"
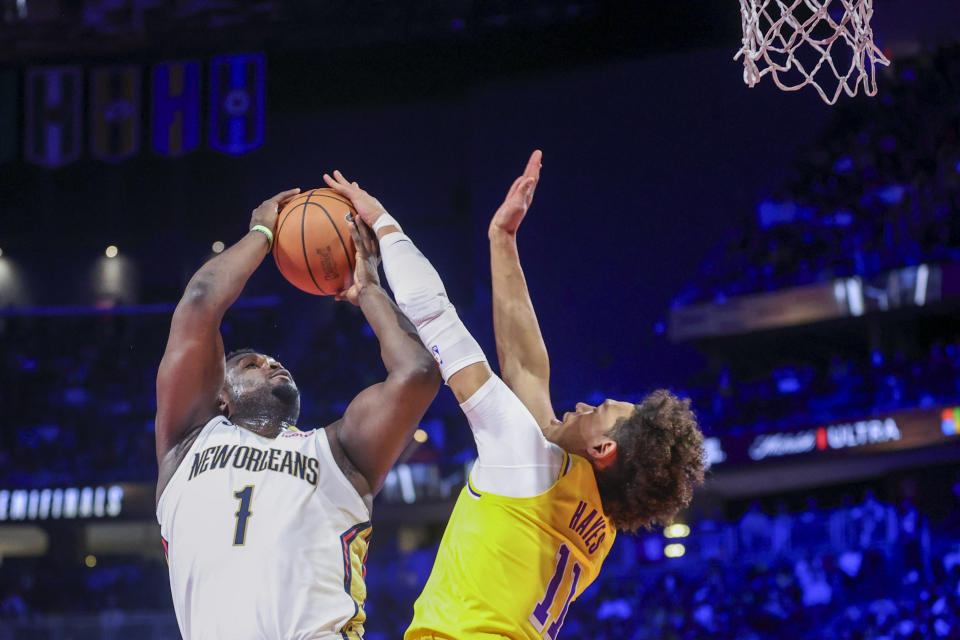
(273, 188, 357, 295)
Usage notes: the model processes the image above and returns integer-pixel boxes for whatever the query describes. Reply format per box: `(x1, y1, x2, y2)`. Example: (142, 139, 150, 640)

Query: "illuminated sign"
(748, 430, 817, 461)
(710, 405, 959, 468)
(0, 486, 123, 521)
(747, 418, 902, 461)
(942, 407, 960, 435)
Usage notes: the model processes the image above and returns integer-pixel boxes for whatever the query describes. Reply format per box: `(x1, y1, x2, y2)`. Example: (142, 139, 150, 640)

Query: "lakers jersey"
(157, 416, 371, 640)
(405, 452, 616, 640)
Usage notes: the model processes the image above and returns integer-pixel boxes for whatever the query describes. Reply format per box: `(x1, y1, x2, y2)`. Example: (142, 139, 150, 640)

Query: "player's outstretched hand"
(250, 188, 301, 234)
(323, 170, 391, 229)
(488, 149, 541, 238)
(335, 215, 382, 306)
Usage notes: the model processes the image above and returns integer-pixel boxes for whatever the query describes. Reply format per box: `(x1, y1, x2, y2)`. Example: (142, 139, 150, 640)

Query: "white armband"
(379, 231, 487, 382)
(372, 213, 402, 235)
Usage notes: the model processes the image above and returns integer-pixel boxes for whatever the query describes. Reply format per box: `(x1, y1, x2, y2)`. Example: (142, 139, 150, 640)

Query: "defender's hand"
(489, 150, 542, 237)
(250, 188, 301, 235)
(336, 215, 382, 306)
(322, 170, 391, 229)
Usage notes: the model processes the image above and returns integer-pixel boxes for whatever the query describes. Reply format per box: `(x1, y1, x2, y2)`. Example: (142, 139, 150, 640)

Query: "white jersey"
(157, 416, 371, 640)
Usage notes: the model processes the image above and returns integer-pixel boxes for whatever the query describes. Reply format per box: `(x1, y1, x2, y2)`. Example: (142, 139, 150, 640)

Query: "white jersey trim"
(155, 415, 229, 522)
(313, 426, 370, 519)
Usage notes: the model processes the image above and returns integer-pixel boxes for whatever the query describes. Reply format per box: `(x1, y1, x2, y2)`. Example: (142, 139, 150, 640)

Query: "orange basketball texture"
(273, 188, 357, 295)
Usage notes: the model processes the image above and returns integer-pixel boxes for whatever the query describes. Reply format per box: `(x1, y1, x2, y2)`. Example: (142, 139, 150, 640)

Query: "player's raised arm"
(486, 150, 556, 427)
(323, 171, 493, 402)
(155, 188, 300, 467)
(329, 214, 442, 494)
(324, 171, 562, 499)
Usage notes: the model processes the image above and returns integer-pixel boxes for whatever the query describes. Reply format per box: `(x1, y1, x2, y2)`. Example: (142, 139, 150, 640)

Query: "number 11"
(530, 543, 582, 640)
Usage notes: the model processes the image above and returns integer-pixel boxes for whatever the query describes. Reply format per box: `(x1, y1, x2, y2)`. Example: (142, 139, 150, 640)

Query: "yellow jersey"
(405, 451, 616, 640)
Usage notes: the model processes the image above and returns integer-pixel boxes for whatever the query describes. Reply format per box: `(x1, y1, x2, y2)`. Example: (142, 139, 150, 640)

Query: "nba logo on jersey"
(431, 345, 443, 366)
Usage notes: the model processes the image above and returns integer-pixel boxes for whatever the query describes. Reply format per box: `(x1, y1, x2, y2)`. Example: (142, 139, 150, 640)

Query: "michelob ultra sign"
(709, 405, 960, 467)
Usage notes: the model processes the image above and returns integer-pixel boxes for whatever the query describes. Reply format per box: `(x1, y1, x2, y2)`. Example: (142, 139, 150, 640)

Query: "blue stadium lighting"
(833, 155, 853, 174)
(776, 376, 800, 394)
(877, 184, 905, 205)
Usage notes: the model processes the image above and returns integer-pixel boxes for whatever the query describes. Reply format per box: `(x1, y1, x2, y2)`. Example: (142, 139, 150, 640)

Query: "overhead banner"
(670, 264, 949, 341)
(209, 53, 265, 155)
(708, 405, 960, 469)
(11, 54, 265, 165)
(90, 65, 141, 161)
(25, 66, 83, 168)
(0, 70, 16, 163)
(152, 60, 201, 156)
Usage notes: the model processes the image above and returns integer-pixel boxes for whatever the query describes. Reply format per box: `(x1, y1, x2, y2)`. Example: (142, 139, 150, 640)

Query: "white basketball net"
(735, 0, 890, 105)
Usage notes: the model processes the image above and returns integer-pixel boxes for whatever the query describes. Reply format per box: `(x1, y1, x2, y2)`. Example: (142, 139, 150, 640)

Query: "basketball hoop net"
(735, 0, 890, 105)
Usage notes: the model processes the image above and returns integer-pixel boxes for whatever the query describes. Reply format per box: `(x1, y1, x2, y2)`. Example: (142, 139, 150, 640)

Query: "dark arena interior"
(2, 1, 960, 638)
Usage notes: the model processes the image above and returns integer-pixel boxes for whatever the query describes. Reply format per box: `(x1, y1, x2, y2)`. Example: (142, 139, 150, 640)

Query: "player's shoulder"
(558, 452, 604, 495)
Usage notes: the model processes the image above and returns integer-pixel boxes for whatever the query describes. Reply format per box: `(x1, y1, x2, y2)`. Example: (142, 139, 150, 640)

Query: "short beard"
(229, 382, 300, 427)
(271, 380, 300, 406)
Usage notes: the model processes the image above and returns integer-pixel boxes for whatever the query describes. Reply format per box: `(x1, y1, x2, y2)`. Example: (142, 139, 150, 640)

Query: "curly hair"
(595, 389, 705, 532)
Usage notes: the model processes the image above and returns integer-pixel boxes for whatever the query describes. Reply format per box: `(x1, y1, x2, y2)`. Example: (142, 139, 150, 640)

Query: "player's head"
(218, 348, 300, 425)
(551, 390, 705, 532)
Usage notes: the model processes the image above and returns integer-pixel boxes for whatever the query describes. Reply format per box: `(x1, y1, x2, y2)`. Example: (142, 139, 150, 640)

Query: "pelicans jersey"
(405, 452, 617, 640)
(157, 416, 371, 640)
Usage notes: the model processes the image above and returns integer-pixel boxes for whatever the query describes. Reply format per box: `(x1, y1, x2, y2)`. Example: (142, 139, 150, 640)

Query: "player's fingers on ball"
(347, 220, 365, 252)
(277, 190, 302, 207)
(358, 220, 377, 255)
(271, 187, 300, 203)
(324, 174, 350, 195)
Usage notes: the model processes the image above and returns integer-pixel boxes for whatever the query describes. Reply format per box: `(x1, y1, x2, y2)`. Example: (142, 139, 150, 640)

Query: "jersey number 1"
(233, 486, 254, 545)
(529, 543, 582, 640)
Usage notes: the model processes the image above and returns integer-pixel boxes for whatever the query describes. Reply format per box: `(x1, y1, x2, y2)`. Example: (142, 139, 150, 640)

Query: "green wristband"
(251, 225, 274, 249)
